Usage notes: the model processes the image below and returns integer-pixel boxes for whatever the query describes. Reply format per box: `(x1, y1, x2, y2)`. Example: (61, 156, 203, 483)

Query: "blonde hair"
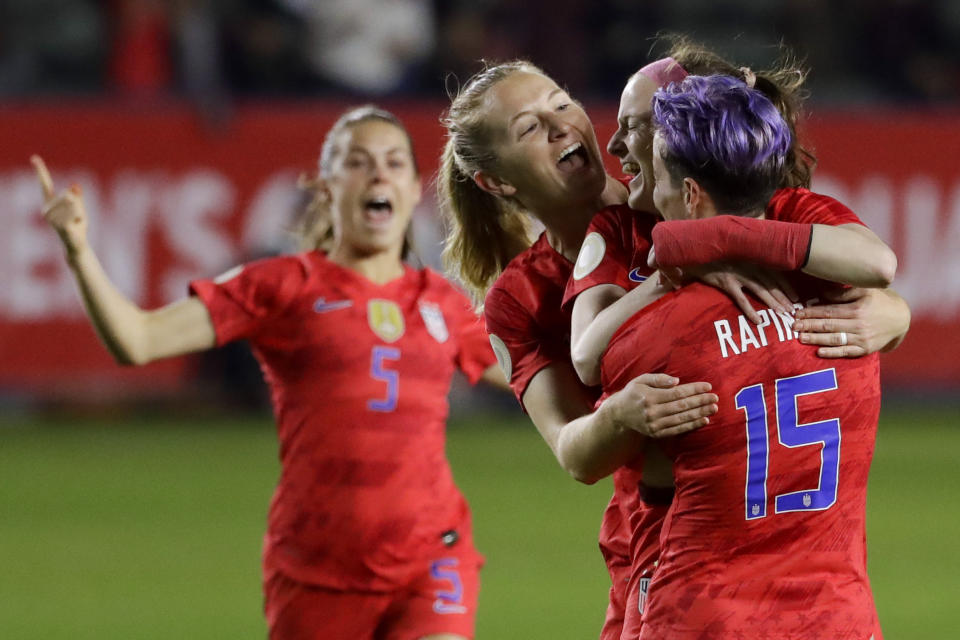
(439, 61, 545, 304)
(294, 105, 418, 256)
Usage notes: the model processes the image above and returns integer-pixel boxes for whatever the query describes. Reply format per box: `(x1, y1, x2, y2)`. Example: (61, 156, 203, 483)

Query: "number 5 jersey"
(601, 282, 882, 640)
(189, 251, 495, 592)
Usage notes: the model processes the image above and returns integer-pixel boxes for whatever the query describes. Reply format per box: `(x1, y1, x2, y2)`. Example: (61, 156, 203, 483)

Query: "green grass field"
(0, 406, 956, 639)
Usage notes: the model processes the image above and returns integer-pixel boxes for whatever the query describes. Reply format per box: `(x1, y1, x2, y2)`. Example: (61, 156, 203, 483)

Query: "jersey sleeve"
(189, 256, 307, 346)
(484, 284, 562, 406)
(563, 208, 633, 311)
(600, 294, 674, 392)
(770, 188, 866, 227)
(444, 287, 497, 385)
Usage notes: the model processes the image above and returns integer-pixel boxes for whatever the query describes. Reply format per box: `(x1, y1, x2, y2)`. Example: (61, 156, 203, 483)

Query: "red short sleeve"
(484, 285, 562, 406)
(189, 256, 307, 346)
(444, 288, 497, 385)
(563, 208, 633, 310)
(768, 188, 866, 227)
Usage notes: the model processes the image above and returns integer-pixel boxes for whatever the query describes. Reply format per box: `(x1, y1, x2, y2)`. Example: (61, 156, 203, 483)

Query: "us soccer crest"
(638, 577, 651, 614)
(367, 299, 405, 343)
(419, 302, 449, 343)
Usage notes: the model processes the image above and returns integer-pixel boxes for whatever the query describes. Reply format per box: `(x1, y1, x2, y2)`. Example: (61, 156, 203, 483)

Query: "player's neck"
(537, 175, 620, 262)
(544, 213, 592, 262)
(328, 245, 406, 285)
(699, 209, 767, 220)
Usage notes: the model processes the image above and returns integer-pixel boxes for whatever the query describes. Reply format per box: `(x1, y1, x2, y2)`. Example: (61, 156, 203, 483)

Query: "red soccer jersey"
(564, 204, 659, 308)
(483, 232, 636, 613)
(190, 251, 494, 592)
(602, 283, 881, 639)
(484, 233, 581, 406)
(563, 187, 865, 310)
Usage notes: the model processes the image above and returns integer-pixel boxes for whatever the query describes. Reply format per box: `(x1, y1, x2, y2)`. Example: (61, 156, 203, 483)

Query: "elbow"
(570, 342, 600, 388)
(113, 349, 145, 367)
(555, 444, 604, 485)
(572, 472, 602, 485)
(860, 249, 897, 288)
(107, 339, 150, 367)
(563, 460, 603, 485)
(874, 250, 898, 288)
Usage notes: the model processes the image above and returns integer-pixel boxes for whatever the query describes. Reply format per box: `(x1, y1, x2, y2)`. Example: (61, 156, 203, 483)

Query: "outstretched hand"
(31, 155, 88, 256)
(604, 373, 719, 439)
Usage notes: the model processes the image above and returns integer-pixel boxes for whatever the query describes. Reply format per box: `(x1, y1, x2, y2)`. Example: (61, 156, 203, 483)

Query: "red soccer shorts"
(598, 551, 631, 640)
(621, 492, 672, 640)
(620, 563, 653, 640)
(265, 554, 480, 640)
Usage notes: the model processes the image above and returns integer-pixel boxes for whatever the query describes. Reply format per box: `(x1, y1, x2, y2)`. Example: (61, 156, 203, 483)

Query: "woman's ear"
(299, 172, 331, 202)
(683, 177, 720, 219)
(683, 177, 705, 218)
(474, 170, 517, 198)
(411, 176, 423, 207)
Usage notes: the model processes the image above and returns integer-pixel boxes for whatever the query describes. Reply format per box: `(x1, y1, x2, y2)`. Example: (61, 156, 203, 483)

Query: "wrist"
(65, 241, 91, 267)
(654, 217, 812, 271)
(596, 392, 627, 436)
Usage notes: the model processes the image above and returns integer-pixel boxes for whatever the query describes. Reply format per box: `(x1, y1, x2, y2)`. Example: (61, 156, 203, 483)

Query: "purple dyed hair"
(652, 74, 793, 215)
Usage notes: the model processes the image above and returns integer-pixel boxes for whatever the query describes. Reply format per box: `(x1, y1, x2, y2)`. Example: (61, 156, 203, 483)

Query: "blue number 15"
(736, 368, 841, 521)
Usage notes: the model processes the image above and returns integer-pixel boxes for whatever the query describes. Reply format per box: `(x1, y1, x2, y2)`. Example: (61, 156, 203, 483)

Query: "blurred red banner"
(0, 102, 957, 396)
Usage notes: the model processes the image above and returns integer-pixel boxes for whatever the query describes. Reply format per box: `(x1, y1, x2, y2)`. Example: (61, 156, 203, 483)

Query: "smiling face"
(476, 71, 607, 216)
(607, 72, 660, 212)
(323, 119, 421, 256)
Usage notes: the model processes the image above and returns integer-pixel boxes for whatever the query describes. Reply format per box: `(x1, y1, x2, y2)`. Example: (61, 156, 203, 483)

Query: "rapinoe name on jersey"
(714, 304, 804, 358)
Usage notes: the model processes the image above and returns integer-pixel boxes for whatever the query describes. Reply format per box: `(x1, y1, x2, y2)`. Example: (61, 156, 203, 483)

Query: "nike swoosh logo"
(314, 298, 353, 313)
(628, 268, 648, 283)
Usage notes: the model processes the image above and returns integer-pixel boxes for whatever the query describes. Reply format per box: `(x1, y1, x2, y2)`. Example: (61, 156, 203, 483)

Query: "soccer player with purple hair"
(602, 75, 884, 639)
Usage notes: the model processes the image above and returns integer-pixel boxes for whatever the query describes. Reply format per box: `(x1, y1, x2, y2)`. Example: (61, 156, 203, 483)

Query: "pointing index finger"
(30, 155, 55, 201)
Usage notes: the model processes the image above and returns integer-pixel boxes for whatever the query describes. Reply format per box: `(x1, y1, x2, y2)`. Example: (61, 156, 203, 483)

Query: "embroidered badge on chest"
(419, 302, 449, 343)
(367, 299, 405, 343)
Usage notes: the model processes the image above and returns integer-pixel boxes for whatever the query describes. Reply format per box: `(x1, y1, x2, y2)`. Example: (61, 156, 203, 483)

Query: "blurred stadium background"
(1, 1, 958, 638)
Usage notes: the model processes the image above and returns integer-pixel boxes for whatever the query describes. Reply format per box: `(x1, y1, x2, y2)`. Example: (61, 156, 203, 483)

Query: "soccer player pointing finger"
(34, 106, 502, 640)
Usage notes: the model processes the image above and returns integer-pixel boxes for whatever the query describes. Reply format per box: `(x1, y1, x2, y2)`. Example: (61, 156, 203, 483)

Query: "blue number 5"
(430, 558, 467, 614)
(368, 346, 400, 412)
(736, 368, 840, 521)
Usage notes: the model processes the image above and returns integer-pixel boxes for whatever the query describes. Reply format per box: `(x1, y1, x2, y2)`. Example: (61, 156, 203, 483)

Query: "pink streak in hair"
(638, 57, 689, 88)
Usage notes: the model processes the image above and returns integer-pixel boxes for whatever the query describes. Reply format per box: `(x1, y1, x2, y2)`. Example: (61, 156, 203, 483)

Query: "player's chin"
(627, 186, 651, 212)
(360, 229, 407, 254)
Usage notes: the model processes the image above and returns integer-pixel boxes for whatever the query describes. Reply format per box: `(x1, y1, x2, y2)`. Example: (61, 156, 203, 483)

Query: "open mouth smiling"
(557, 141, 590, 172)
(364, 196, 394, 226)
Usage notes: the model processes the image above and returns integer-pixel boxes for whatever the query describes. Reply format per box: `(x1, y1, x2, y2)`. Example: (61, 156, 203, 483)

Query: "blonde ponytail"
(438, 60, 546, 304)
(439, 142, 531, 304)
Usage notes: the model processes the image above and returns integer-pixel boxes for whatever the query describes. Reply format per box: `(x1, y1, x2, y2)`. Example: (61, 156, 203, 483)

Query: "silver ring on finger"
(838, 331, 848, 346)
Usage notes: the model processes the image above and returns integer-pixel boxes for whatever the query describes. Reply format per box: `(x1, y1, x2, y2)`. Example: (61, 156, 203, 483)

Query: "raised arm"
(33, 156, 216, 365)
(804, 223, 897, 287)
(522, 363, 717, 484)
(570, 278, 669, 386)
(652, 217, 897, 289)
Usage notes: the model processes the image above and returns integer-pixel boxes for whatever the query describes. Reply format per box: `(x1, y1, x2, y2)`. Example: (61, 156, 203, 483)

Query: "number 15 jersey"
(190, 251, 494, 592)
(602, 283, 882, 640)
